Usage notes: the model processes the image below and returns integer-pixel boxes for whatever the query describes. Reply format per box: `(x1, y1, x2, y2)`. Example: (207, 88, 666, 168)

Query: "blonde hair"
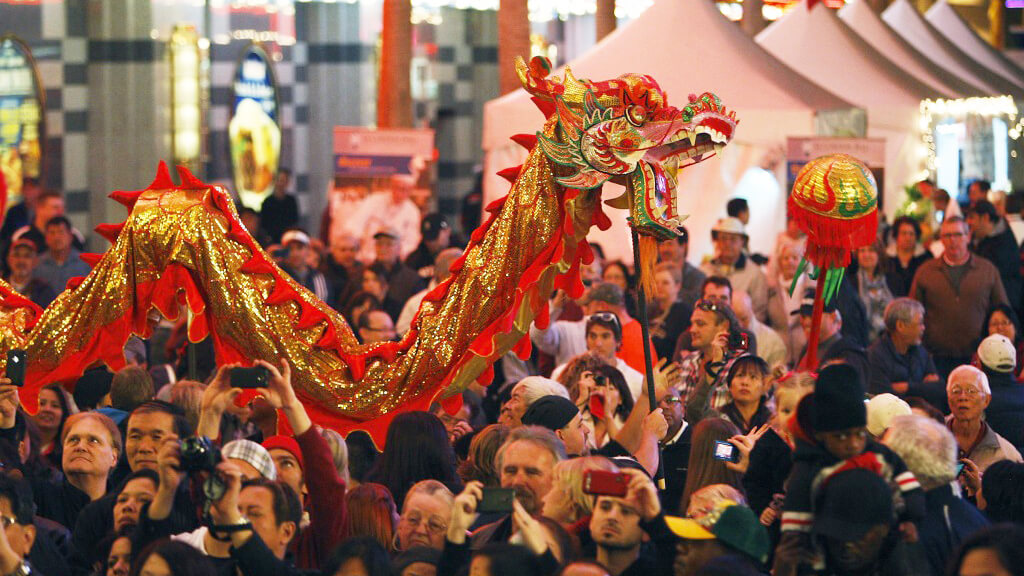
(774, 371, 816, 406)
(686, 484, 747, 518)
(550, 456, 619, 522)
(62, 412, 122, 455)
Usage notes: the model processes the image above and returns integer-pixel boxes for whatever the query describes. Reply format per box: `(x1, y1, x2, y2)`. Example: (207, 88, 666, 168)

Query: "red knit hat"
(262, 435, 304, 471)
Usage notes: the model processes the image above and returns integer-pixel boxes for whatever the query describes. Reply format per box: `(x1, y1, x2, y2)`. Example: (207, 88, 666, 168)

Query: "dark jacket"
(652, 301, 692, 361)
(743, 427, 792, 558)
(3, 277, 56, 308)
(983, 367, 1024, 452)
(800, 332, 870, 391)
(659, 424, 692, 515)
(884, 252, 931, 298)
(918, 484, 989, 576)
(71, 480, 198, 574)
(259, 193, 299, 244)
(836, 275, 870, 348)
(975, 221, 1022, 312)
(369, 260, 426, 316)
(866, 332, 938, 397)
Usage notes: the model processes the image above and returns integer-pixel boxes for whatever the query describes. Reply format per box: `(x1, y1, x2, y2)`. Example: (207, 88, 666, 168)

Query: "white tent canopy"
(757, 1, 944, 213)
(882, 0, 1023, 98)
(838, 0, 986, 99)
(925, 0, 1024, 92)
(482, 0, 855, 263)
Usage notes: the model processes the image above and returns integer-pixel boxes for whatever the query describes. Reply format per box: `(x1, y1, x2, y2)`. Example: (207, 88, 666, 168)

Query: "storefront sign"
(0, 35, 44, 204)
(228, 43, 280, 210)
(786, 137, 887, 207)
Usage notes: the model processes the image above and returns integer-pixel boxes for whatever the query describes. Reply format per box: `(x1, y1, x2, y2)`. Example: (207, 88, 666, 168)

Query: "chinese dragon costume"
(1, 57, 736, 445)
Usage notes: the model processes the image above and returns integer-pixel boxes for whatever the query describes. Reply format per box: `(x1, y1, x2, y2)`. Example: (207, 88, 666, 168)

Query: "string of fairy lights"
(918, 96, 1023, 175)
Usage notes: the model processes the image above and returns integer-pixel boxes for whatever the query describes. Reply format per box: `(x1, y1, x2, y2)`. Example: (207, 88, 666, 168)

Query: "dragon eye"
(626, 105, 647, 127)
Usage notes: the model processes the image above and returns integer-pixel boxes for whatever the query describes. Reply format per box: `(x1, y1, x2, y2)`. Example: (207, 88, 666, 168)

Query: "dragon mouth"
(626, 114, 736, 240)
(645, 123, 732, 168)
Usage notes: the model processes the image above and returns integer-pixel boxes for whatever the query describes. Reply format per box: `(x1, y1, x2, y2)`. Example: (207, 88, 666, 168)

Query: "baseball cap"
(521, 395, 579, 431)
(222, 439, 277, 480)
(373, 226, 400, 241)
(866, 393, 911, 437)
(978, 334, 1017, 373)
(421, 213, 450, 242)
(792, 287, 837, 316)
(281, 230, 310, 246)
(813, 468, 893, 541)
(711, 217, 747, 239)
(10, 237, 38, 252)
(582, 282, 625, 307)
(262, 435, 305, 471)
(665, 500, 770, 564)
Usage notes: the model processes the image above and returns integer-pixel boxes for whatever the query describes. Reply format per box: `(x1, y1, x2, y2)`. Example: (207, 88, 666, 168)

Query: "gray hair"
(884, 298, 924, 333)
(512, 377, 570, 410)
(495, 425, 567, 471)
(402, 479, 454, 512)
(883, 414, 957, 491)
(947, 364, 992, 397)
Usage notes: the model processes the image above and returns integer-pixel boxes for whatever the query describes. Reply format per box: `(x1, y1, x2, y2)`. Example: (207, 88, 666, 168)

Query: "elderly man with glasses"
(945, 365, 1022, 484)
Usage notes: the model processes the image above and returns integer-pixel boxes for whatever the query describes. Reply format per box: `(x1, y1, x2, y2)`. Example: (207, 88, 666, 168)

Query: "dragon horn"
(515, 55, 560, 101)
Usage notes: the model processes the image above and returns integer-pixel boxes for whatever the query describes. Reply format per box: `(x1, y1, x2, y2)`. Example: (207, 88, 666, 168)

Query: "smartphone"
(589, 392, 606, 420)
(727, 332, 749, 352)
(230, 366, 270, 389)
(955, 462, 966, 478)
(713, 440, 740, 463)
(5, 350, 25, 387)
(478, 488, 515, 514)
(582, 470, 629, 497)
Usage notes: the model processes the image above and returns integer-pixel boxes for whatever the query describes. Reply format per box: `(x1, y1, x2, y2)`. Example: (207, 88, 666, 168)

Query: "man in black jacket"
(968, 200, 1021, 316)
(795, 289, 870, 389)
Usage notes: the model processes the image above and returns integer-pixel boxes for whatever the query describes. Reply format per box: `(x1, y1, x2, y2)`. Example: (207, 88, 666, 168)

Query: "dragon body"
(6, 58, 736, 445)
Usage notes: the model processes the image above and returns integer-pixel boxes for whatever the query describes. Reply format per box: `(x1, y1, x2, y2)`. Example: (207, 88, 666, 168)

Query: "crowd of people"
(0, 175, 1020, 576)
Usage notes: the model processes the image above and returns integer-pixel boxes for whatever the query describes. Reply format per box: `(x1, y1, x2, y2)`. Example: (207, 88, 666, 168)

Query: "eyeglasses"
(695, 298, 728, 313)
(400, 512, 448, 534)
(940, 231, 968, 239)
(659, 396, 681, 406)
(590, 311, 622, 328)
(0, 516, 18, 529)
(949, 387, 982, 397)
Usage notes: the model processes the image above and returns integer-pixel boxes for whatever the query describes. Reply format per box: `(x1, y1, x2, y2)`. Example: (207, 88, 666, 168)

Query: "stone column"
(86, 0, 170, 232)
(295, 1, 372, 238)
(498, 0, 529, 94)
(596, 0, 616, 40)
(741, 0, 767, 36)
(378, 0, 412, 128)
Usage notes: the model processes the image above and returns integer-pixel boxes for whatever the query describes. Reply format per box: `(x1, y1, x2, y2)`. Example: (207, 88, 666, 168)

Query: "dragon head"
(517, 56, 737, 241)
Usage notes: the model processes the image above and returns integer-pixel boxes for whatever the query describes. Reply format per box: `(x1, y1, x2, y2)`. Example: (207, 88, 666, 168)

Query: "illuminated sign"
(0, 35, 44, 204)
(229, 43, 281, 210)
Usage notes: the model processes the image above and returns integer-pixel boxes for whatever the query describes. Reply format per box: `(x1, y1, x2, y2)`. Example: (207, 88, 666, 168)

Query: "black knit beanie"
(811, 363, 866, 433)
